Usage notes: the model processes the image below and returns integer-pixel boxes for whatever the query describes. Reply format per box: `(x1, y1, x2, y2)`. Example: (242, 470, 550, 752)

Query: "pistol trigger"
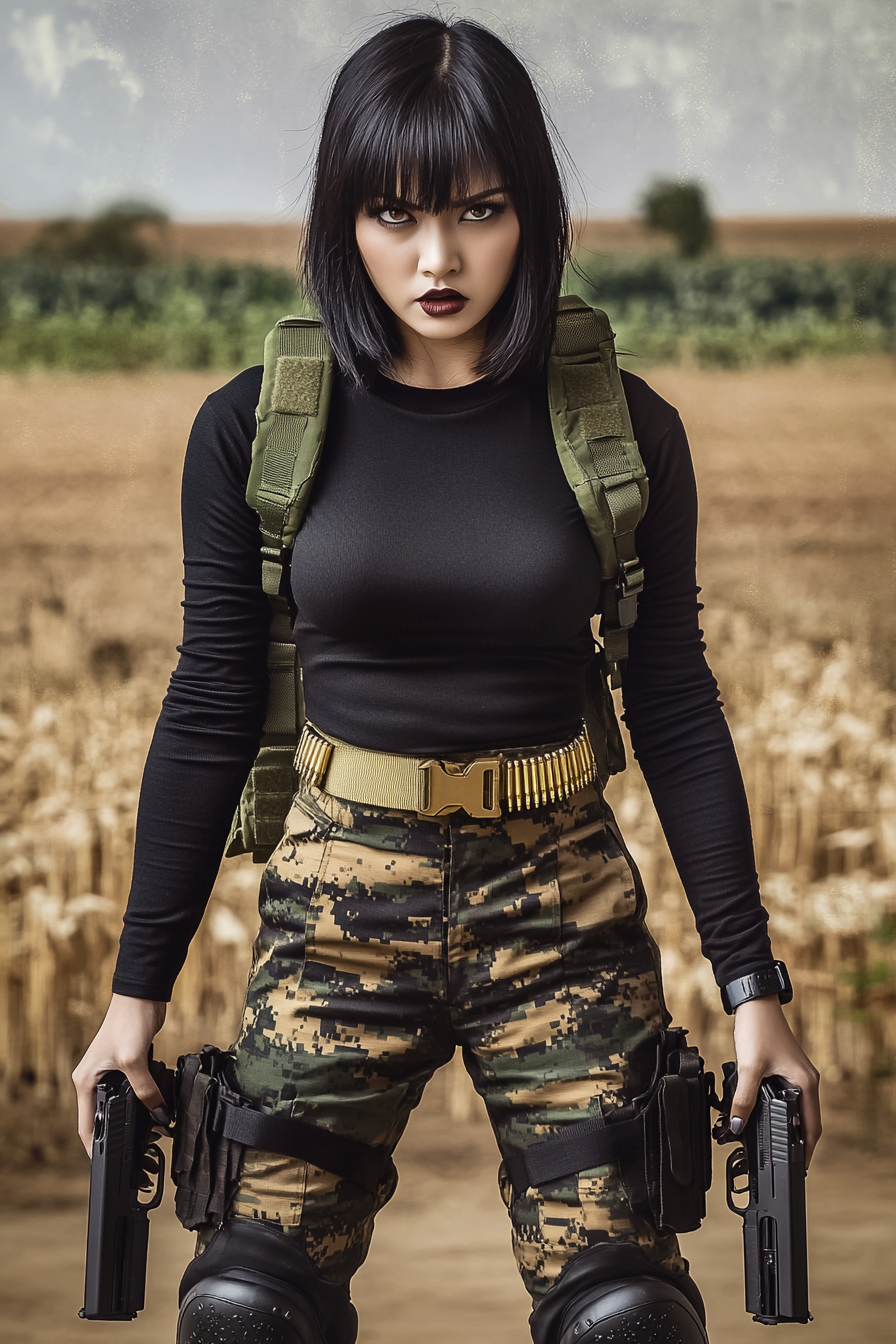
(725, 1145, 750, 1217)
(139, 1143, 166, 1212)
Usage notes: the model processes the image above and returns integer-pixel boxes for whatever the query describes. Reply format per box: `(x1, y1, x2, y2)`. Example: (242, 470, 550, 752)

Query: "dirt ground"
(1, 357, 895, 1340)
(648, 355, 896, 670)
(0, 1071, 892, 1344)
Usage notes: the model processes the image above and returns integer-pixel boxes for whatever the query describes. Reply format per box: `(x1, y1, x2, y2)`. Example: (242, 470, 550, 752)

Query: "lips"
(417, 288, 467, 317)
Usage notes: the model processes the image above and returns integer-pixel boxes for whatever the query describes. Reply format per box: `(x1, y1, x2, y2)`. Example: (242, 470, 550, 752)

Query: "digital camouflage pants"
(229, 782, 685, 1304)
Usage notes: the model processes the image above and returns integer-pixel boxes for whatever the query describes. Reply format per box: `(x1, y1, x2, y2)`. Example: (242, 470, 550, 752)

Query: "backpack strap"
(248, 315, 336, 604)
(225, 316, 334, 860)
(548, 296, 648, 687)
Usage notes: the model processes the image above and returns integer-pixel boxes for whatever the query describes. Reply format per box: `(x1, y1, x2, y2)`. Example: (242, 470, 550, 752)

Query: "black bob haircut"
(302, 15, 571, 386)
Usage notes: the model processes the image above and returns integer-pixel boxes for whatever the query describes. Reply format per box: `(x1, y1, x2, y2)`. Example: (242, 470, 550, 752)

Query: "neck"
(389, 316, 488, 389)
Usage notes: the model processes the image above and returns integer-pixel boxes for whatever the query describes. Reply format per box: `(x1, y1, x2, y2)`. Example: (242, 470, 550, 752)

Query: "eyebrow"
(387, 185, 510, 211)
(452, 184, 509, 207)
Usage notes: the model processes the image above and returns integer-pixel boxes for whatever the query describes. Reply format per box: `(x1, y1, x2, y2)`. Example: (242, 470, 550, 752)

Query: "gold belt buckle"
(417, 757, 503, 818)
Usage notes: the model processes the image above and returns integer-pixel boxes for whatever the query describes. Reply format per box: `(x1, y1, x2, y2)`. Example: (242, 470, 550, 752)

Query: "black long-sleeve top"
(111, 365, 773, 1001)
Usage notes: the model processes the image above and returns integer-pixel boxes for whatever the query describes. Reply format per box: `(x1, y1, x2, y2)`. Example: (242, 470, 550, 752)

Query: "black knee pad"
(178, 1266, 326, 1343)
(556, 1276, 708, 1344)
(530, 1243, 707, 1344)
(177, 1219, 358, 1344)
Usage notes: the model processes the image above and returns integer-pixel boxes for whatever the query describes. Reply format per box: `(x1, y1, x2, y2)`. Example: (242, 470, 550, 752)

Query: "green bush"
(27, 200, 170, 267)
(0, 259, 301, 371)
(639, 179, 714, 258)
(0, 310, 295, 372)
(0, 258, 299, 322)
(1, 254, 894, 372)
(569, 254, 896, 367)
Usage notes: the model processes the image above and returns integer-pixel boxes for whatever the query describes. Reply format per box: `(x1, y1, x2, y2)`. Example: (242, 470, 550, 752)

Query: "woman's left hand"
(729, 995, 822, 1167)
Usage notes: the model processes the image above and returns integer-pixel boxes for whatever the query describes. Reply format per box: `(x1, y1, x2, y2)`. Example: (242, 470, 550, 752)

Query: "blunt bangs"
(302, 16, 571, 386)
(348, 63, 497, 219)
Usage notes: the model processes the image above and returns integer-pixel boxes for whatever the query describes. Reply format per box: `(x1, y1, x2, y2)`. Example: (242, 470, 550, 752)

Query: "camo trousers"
(229, 782, 685, 1304)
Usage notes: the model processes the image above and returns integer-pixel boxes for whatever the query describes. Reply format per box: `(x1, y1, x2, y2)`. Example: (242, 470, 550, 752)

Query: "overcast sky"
(2, 0, 894, 219)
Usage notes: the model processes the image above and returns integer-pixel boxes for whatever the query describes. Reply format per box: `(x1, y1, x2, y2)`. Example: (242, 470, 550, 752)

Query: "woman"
(73, 16, 820, 1344)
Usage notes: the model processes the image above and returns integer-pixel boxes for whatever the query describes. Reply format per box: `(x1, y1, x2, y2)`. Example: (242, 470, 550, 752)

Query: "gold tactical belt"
(294, 722, 597, 819)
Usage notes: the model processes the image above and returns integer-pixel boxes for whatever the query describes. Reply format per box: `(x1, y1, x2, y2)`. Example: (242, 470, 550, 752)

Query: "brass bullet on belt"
(574, 747, 588, 795)
(547, 753, 557, 804)
(559, 749, 571, 800)
(574, 738, 587, 789)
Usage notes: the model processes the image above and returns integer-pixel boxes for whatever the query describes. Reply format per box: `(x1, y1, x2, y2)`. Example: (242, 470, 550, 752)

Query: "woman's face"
(355, 174, 520, 354)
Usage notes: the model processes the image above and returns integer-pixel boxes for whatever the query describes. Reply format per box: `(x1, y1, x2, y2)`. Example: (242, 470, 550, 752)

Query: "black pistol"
(80, 1061, 173, 1321)
(715, 1063, 811, 1325)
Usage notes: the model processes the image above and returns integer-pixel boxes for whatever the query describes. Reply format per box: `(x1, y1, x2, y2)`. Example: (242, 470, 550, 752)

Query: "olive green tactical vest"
(226, 295, 648, 861)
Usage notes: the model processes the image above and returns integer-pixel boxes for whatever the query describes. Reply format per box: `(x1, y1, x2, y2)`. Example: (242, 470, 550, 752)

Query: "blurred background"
(0, 2, 895, 1342)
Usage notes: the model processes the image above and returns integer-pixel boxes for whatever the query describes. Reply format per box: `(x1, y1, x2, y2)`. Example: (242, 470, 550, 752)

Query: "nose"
(417, 217, 460, 281)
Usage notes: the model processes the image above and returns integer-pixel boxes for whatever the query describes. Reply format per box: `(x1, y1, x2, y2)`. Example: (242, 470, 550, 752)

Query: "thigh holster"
(172, 1046, 390, 1230)
(178, 1220, 358, 1344)
(505, 1028, 714, 1234)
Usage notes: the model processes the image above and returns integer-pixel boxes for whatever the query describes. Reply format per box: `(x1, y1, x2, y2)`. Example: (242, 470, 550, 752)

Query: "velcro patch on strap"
(553, 304, 612, 356)
(579, 403, 625, 440)
(562, 361, 611, 408)
(271, 355, 324, 416)
(587, 437, 629, 478)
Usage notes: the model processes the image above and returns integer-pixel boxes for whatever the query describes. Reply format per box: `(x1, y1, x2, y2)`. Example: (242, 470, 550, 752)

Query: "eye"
(462, 202, 502, 221)
(377, 206, 413, 226)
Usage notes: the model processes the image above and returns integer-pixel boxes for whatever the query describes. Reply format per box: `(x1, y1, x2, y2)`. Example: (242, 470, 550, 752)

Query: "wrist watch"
(720, 960, 793, 1015)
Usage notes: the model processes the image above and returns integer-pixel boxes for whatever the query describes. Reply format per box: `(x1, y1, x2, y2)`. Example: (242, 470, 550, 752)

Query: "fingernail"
(729, 1116, 744, 1135)
(150, 1106, 171, 1126)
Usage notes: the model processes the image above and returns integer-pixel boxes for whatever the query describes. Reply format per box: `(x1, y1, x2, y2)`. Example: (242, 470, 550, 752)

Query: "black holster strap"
(214, 1098, 387, 1198)
(506, 1111, 643, 1195)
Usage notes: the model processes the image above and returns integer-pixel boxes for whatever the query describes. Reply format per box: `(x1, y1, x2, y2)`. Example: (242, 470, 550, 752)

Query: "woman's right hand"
(72, 993, 169, 1155)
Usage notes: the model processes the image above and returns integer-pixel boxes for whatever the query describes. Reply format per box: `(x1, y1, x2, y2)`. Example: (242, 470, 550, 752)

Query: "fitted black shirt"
(293, 372, 601, 753)
(112, 364, 774, 1001)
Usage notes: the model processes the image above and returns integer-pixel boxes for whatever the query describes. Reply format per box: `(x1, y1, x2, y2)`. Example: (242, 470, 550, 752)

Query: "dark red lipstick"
(417, 288, 467, 317)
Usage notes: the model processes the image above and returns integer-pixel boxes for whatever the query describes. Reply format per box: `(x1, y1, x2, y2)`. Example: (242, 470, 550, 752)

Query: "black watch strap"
(720, 960, 793, 1014)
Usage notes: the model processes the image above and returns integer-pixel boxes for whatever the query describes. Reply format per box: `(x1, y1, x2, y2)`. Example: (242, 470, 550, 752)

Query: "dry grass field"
(0, 354, 895, 1341)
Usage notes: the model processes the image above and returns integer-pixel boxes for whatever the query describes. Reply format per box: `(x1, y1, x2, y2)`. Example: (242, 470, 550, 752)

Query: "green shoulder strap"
(227, 296, 646, 860)
(225, 315, 334, 860)
(547, 295, 649, 783)
(548, 294, 648, 686)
